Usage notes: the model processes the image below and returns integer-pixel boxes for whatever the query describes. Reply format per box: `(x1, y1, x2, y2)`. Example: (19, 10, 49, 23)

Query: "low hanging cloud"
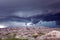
(0, 0, 60, 28)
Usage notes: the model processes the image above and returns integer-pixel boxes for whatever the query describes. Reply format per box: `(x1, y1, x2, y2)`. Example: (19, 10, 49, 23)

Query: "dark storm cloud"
(0, 0, 59, 7)
(0, 0, 60, 17)
(56, 21, 60, 25)
(48, 1, 60, 9)
(42, 13, 60, 21)
(28, 12, 60, 25)
(0, 0, 60, 28)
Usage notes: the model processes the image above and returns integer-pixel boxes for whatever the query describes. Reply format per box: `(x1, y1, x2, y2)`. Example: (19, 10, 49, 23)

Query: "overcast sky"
(0, 0, 60, 28)
(0, 0, 60, 17)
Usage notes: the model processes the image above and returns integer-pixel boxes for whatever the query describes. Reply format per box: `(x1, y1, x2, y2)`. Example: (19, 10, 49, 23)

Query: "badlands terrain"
(0, 27, 60, 40)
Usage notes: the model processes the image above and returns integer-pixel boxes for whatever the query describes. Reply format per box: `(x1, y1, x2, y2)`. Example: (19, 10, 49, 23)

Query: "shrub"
(32, 33, 39, 38)
(38, 32, 45, 36)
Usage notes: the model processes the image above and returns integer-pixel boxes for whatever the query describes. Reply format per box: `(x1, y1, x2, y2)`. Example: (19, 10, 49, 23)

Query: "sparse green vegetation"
(1, 38, 28, 40)
(4, 38, 20, 40)
(19, 39, 28, 40)
(0, 38, 2, 40)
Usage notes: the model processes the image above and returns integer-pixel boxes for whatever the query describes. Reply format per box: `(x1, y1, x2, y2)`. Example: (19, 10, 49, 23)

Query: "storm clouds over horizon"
(0, 0, 60, 28)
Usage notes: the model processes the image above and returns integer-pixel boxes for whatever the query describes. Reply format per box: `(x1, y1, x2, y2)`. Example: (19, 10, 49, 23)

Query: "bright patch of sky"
(37, 21, 56, 27)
